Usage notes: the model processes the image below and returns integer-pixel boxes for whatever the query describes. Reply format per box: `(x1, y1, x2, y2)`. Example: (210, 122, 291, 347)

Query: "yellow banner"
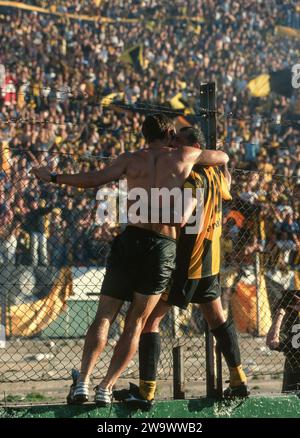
(231, 274, 272, 336)
(7, 268, 73, 337)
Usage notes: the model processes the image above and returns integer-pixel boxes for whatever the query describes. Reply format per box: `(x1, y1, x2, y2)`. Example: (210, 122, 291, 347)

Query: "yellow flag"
(170, 93, 186, 109)
(275, 25, 300, 39)
(101, 92, 124, 107)
(247, 74, 270, 97)
(120, 45, 145, 71)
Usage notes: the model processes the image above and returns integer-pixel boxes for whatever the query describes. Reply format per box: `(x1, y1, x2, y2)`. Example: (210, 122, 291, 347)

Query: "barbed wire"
(0, 106, 299, 129)
(1, 82, 300, 126)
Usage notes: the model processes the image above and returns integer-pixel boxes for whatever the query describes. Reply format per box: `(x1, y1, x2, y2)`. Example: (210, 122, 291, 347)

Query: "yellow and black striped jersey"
(177, 165, 232, 279)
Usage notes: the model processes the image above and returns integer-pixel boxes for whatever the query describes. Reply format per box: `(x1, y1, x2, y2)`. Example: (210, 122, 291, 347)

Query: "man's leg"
(113, 298, 171, 406)
(200, 297, 247, 391)
(79, 295, 123, 384)
(67, 294, 123, 404)
(99, 292, 161, 392)
(138, 299, 171, 401)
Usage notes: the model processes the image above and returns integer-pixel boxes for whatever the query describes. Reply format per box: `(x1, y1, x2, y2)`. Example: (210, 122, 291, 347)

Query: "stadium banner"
(0, 1, 204, 24)
(3, 266, 106, 337)
(6, 268, 73, 337)
(231, 266, 272, 336)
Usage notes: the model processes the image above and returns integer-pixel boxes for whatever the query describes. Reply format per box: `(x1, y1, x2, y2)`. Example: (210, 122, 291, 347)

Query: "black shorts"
(166, 274, 221, 309)
(101, 226, 176, 302)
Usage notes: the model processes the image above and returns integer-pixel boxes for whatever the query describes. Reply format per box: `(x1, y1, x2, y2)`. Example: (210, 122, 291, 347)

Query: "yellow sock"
(139, 380, 156, 401)
(229, 365, 247, 387)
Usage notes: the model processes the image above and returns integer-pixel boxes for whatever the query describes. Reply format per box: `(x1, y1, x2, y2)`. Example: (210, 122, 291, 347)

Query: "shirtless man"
(32, 113, 228, 406)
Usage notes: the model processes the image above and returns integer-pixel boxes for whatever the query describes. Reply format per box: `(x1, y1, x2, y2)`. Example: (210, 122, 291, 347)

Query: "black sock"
(211, 319, 241, 368)
(211, 320, 246, 386)
(138, 332, 161, 400)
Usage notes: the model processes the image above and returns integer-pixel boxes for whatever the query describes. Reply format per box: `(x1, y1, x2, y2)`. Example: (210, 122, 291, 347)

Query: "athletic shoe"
(66, 369, 89, 405)
(113, 382, 154, 411)
(223, 383, 250, 399)
(94, 385, 113, 407)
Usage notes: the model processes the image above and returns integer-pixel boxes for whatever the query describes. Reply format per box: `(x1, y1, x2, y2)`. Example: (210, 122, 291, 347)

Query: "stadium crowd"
(0, 0, 299, 274)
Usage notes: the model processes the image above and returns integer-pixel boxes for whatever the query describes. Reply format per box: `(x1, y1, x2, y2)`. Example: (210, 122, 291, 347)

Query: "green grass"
(2, 392, 53, 403)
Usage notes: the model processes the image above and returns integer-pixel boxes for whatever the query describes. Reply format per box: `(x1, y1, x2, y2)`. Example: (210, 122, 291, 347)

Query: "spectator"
(266, 290, 300, 392)
(22, 198, 53, 266)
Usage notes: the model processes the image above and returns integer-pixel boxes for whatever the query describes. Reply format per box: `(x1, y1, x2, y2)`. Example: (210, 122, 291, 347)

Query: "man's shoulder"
(125, 149, 148, 159)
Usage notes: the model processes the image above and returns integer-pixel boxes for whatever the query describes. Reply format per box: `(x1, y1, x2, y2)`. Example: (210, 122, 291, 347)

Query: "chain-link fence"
(0, 152, 299, 395)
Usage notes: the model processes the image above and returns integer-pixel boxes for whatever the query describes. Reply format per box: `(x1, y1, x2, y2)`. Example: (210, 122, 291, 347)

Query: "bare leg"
(199, 297, 226, 330)
(79, 295, 123, 384)
(142, 298, 171, 333)
(99, 292, 161, 391)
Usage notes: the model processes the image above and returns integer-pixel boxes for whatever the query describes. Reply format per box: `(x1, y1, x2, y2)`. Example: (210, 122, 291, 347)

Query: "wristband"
(50, 172, 58, 184)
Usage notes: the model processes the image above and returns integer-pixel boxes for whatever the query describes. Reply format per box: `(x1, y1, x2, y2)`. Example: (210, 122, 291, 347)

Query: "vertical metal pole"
(172, 306, 180, 339)
(200, 82, 220, 397)
(255, 251, 261, 337)
(199, 82, 217, 150)
(216, 344, 223, 397)
(205, 322, 216, 397)
(0, 280, 6, 348)
(173, 345, 185, 399)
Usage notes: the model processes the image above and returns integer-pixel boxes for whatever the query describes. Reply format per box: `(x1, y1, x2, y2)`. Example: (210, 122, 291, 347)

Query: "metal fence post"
(0, 286, 6, 348)
(200, 82, 222, 398)
(216, 344, 223, 397)
(199, 82, 216, 150)
(255, 250, 261, 337)
(205, 322, 216, 397)
(173, 345, 185, 399)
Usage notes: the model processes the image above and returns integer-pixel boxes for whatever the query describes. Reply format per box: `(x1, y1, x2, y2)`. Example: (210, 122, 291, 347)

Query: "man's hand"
(266, 308, 285, 350)
(31, 166, 52, 183)
(266, 330, 280, 350)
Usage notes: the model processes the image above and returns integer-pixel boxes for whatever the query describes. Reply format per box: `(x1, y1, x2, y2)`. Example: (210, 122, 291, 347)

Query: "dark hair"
(142, 113, 174, 142)
(179, 126, 206, 148)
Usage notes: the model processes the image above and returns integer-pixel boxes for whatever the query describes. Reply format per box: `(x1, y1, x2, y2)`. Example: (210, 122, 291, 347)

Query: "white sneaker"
(94, 386, 112, 407)
(66, 369, 89, 405)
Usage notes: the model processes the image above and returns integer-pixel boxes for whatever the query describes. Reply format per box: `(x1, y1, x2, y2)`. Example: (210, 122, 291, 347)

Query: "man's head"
(142, 113, 175, 144)
(172, 126, 206, 149)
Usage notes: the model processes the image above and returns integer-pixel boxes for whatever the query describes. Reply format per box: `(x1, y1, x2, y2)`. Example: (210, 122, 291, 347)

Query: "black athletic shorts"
(165, 274, 221, 309)
(101, 226, 176, 302)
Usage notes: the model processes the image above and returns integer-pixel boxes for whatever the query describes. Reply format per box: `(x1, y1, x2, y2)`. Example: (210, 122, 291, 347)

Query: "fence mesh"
(0, 151, 299, 394)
